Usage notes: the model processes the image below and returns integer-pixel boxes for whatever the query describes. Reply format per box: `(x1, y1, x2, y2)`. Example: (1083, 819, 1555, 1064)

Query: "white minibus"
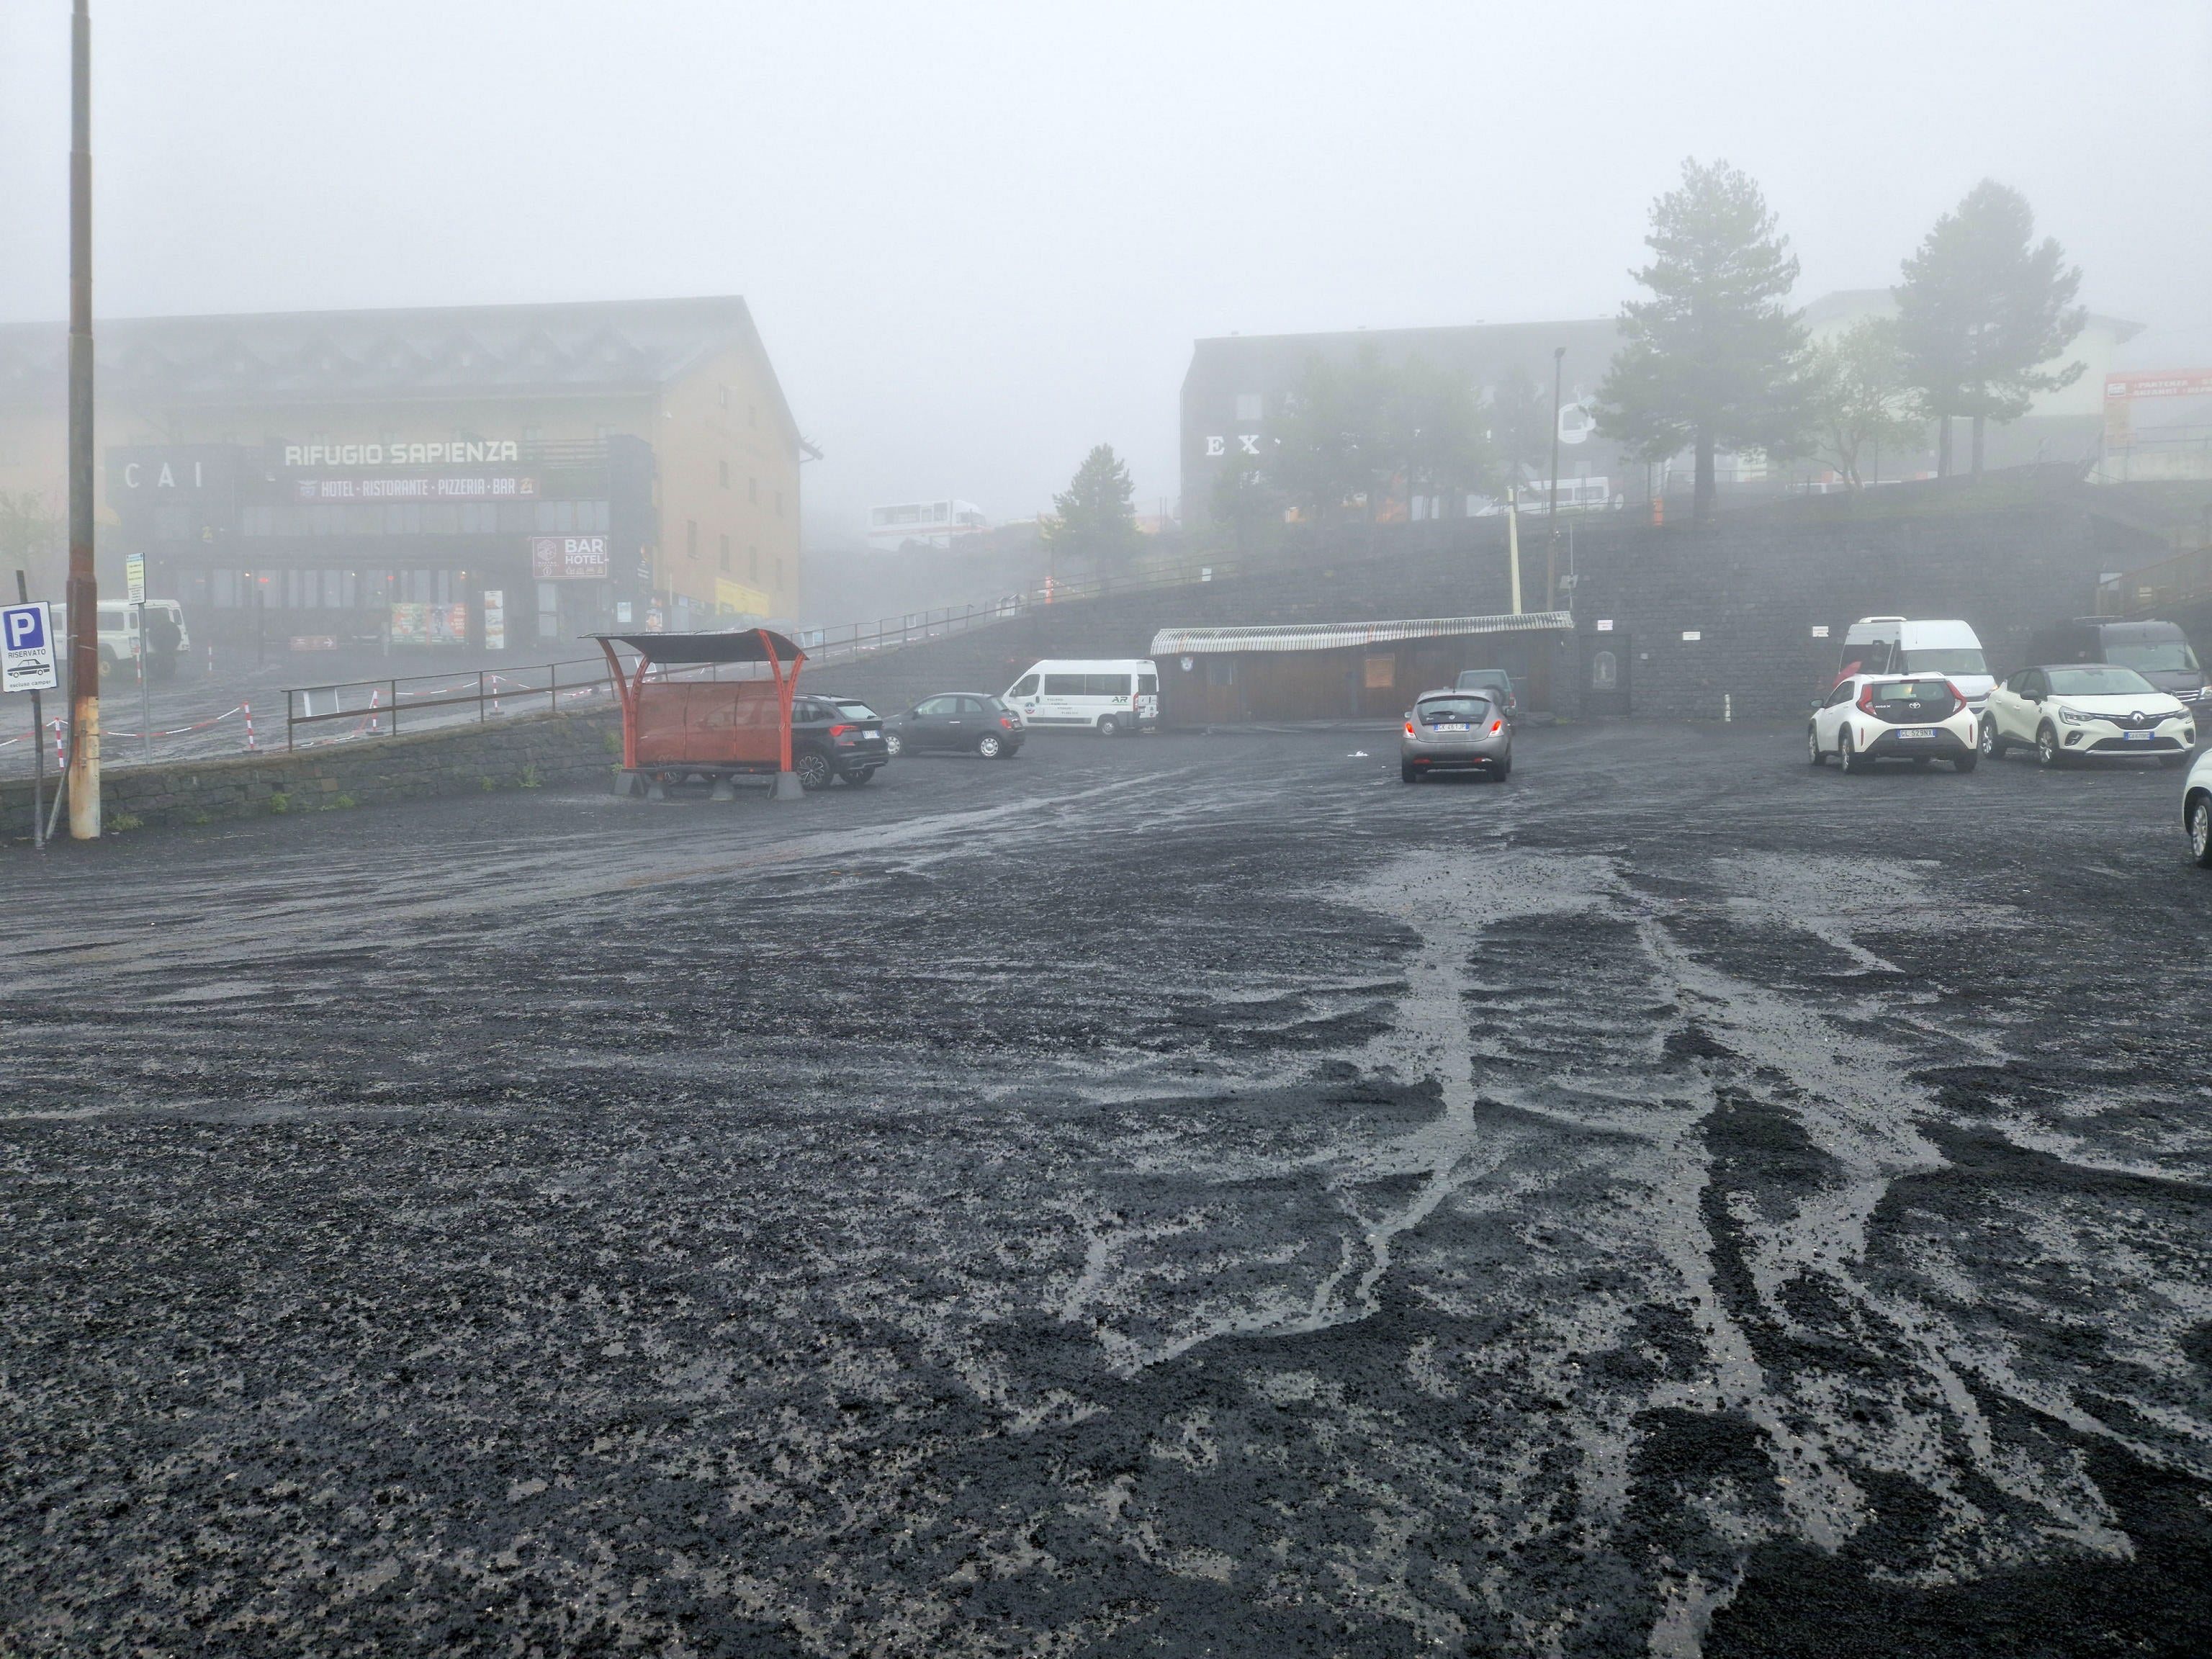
(1004, 658, 1160, 735)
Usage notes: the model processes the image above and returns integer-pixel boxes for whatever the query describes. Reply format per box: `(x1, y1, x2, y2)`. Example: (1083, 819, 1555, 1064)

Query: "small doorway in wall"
(1586, 635, 1631, 716)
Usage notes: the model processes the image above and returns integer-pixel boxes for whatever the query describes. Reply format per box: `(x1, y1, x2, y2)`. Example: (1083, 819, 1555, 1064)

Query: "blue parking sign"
(2, 601, 58, 691)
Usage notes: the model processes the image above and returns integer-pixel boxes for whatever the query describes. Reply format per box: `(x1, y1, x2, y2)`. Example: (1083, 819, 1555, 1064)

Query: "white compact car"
(1809, 674, 1979, 773)
(1978, 665, 2195, 768)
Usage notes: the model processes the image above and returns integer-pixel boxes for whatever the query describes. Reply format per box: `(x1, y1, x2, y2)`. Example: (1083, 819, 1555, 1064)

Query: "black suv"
(883, 694, 1025, 759)
(791, 694, 891, 788)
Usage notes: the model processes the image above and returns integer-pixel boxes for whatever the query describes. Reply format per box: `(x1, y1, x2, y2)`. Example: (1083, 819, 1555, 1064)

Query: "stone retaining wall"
(0, 709, 620, 838)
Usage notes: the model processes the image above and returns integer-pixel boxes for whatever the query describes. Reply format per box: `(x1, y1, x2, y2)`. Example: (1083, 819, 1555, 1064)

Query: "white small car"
(2184, 747, 2212, 867)
(1979, 665, 2196, 768)
(1809, 674, 1979, 773)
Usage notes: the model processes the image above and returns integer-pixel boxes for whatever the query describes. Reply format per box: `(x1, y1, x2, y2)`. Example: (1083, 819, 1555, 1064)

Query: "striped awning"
(1149, 611, 1573, 656)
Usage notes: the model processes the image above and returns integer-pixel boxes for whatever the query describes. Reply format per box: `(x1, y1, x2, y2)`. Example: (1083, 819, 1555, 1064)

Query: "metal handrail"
(273, 550, 1258, 750)
(279, 653, 761, 750)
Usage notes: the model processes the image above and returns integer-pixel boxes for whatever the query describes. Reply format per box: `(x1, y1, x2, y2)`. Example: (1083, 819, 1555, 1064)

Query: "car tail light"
(999, 716, 1015, 728)
(827, 723, 854, 737)
(1490, 720, 1503, 734)
(1857, 683, 1877, 714)
(1404, 721, 1416, 735)
(1945, 680, 1967, 713)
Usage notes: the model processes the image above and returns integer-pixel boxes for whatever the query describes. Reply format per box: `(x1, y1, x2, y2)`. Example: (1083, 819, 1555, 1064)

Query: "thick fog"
(1, 1, 2206, 549)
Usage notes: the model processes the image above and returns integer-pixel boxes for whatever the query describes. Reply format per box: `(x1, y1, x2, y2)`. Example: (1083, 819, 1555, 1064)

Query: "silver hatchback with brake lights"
(1808, 675, 1979, 773)
(1400, 689, 1511, 782)
(1979, 665, 2196, 768)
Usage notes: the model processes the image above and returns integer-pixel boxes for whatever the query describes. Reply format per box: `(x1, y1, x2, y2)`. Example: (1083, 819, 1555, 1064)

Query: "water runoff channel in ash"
(3, 727, 2208, 1656)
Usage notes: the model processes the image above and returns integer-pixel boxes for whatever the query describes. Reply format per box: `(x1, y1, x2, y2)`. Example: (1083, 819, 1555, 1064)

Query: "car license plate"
(1897, 727, 1935, 739)
(1434, 723, 1470, 732)
(2123, 730, 2151, 742)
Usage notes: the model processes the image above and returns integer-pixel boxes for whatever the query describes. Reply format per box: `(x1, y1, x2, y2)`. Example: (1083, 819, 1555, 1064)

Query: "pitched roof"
(0, 295, 798, 439)
(1151, 611, 1575, 655)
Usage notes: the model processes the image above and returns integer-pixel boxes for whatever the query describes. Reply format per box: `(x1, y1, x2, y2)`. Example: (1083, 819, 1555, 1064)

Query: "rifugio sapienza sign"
(531, 535, 610, 580)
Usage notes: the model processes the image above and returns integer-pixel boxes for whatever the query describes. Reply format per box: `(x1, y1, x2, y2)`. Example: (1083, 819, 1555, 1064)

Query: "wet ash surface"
(4, 724, 2211, 1656)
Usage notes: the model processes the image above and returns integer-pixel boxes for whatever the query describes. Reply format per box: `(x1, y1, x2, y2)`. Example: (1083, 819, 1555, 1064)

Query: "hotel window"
(774, 491, 783, 518)
(747, 404, 757, 428)
(1236, 392, 1263, 422)
(774, 557, 785, 591)
(748, 476, 757, 504)
(686, 519, 698, 559)
(719, 534, 730, 572)
(747, 545, 759, 583)
(718, 384, 729, 409)
(719, 459, 729, 488)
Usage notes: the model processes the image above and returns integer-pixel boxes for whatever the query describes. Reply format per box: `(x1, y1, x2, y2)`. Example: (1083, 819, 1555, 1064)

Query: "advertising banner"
(390, 602, 469, 645)
(483, 590, 506, 651)
(714, 577, 772, 615)
(531, 535, 610, 580)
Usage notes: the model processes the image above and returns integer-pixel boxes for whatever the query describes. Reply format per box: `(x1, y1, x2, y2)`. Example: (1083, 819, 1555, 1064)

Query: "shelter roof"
(598, 629, 805, 665)
(1150, 613, 1573, 655)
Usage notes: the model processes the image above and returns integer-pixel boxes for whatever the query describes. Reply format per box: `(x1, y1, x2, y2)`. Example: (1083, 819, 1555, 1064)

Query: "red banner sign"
(2104, 369, 2212, 400)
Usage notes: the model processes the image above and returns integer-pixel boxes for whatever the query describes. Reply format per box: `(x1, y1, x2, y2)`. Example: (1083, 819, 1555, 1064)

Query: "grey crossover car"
(1401, 688, 1511, 782)
(1453, 668, 1519, 721)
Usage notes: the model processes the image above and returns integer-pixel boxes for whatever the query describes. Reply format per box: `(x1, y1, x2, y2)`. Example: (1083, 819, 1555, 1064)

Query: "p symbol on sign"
(5, 607, 44, 650)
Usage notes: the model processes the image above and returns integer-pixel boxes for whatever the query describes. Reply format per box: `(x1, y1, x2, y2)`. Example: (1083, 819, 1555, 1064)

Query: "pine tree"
(1043, 444, 1141, 566)
(1597, 158, 1812, 523)
(1894, 180, 2085, 477)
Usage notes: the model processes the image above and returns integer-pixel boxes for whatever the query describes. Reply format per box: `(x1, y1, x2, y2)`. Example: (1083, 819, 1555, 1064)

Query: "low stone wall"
(0, 709, 620, 837)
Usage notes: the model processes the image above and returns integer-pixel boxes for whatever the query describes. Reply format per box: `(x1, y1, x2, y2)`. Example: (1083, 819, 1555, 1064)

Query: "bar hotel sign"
(531, 535, 610, 580)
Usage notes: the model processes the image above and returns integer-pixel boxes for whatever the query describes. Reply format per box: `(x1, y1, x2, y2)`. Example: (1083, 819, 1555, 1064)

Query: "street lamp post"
(1545, 346, 1565, 613)
(65, 0, 99, 838)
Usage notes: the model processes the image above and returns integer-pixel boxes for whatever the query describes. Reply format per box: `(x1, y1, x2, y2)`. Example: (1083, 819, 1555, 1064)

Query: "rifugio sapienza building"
(0, 297, 809, 655)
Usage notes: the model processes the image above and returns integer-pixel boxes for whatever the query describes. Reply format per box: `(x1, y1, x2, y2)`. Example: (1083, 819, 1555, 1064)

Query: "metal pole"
(1506, 490, 1523, 615)
(138, 598, 150, 760)
(65, 0, 99, 837)
(1546, 345, 1564, 613)
(18, 570, 43, 850)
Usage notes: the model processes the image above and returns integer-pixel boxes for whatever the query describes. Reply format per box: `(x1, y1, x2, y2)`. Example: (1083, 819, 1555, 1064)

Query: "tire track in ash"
(1050, 842, 2212, 1656)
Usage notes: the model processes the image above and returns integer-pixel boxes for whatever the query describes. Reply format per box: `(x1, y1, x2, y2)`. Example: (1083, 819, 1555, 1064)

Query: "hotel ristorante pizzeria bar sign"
(531, 535, 611, 580)
(292, 474, 539, 501)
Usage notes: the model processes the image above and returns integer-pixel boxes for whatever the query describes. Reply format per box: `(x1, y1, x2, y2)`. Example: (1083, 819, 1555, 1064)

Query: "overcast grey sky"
(2, 1, 2206, 545)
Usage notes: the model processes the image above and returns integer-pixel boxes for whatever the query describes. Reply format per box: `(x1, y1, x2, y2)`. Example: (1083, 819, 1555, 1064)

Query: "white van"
(1004, 658, 1160, 735)
(52, 601, 192, 679)
(1838, 617, 1994, 710)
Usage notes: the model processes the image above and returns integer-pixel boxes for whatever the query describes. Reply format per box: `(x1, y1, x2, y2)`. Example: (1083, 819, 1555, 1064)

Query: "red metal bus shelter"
(595, 629, 807, 801)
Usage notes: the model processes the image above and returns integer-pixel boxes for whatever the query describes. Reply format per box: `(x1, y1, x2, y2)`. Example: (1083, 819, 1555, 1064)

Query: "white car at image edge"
(2185, 747, 2212, 867)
